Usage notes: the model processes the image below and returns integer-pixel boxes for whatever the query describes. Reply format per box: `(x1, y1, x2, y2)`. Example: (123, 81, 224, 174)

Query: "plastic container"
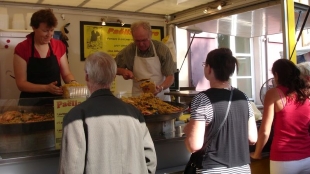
(62, 85, 90, 99)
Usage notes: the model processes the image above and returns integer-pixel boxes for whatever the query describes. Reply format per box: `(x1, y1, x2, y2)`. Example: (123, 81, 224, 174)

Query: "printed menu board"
(54, 98, 86, 149)
(80, 22, 164, 92)
(80, 22, 163, 60)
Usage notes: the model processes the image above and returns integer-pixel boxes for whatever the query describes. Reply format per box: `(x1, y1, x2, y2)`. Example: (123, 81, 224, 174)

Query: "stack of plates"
(62, 84, 90, 99)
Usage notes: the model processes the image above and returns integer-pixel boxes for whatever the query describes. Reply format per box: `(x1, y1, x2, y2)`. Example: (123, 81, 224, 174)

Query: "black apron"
(19, 35, 62, 106)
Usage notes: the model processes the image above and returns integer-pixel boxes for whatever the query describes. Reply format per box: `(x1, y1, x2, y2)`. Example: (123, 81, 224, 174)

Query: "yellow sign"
(82, 25, 162, 59)
(80, 22, 163, 93)
(54, 98, 86, 149)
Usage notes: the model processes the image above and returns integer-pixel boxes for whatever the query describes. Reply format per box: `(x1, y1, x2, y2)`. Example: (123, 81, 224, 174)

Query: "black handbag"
(183, 88, 233, 174)
(184, 160, 197, 174)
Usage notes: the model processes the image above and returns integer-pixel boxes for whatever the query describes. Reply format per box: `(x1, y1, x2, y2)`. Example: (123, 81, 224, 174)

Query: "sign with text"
(80, 22, 163, 61)
(54, 98, 86, 149)
(79, 22, 163, 93)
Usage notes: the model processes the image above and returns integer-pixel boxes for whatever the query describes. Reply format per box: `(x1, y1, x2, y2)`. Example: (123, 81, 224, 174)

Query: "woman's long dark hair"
(272, 59, 310, 103)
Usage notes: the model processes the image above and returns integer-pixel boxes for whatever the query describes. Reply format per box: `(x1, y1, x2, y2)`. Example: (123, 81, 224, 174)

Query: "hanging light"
(101, 18, 106, 25)
(117, 19, 125, 26)
(217, 5, 222, 10)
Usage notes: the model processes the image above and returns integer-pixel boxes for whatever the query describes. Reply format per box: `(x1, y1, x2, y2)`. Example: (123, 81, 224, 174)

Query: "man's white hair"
(297, 62, 310, 76)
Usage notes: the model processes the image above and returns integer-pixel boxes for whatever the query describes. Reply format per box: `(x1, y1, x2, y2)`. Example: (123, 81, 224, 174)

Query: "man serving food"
(115, 21, 176, 101)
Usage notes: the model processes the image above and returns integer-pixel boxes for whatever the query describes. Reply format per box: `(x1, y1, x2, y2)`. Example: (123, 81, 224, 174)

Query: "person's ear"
(208, 65, 212, 74)
(85, 73, 89, 82)
(273, 72, 278, 80)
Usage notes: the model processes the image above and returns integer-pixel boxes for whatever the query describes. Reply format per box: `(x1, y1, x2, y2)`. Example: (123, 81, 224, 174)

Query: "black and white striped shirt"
(191, 88, 254, 174)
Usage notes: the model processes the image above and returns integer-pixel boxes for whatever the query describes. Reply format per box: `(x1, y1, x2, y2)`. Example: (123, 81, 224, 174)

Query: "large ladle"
(134, 77, 150, 82)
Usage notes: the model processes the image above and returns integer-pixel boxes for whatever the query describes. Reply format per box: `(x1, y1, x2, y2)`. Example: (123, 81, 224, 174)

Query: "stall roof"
(2, 0, 310, 38)
(0, 0, 277, 19)
(181, 2, 310, 38)
(0, 0, 224, 16)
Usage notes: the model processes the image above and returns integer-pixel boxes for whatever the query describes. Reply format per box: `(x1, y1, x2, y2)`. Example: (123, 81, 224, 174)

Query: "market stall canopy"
(2, 0, 310, 38)
(0, 0, 231, 16)
(181, 2, 310, 38)
(0, 0, 278, 18)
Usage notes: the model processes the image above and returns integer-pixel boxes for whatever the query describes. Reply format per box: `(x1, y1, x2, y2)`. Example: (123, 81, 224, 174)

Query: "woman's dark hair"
(30, 9, 57, 29)
(272, 59, 310, 103)
(205, 47, 238, 81)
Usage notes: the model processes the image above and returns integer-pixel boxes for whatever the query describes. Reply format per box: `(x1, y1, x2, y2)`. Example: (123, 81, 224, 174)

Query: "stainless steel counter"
(0, 133, 190, 173)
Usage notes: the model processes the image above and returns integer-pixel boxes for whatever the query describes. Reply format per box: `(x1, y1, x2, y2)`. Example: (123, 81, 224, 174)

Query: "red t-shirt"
(14, 33, 66, 65)
(270, 86, 310, 161)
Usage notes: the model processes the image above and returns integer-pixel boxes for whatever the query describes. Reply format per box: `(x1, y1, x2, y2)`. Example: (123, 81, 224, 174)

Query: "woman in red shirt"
(251, 59, 310, 174)
(14, 9, 76, 105)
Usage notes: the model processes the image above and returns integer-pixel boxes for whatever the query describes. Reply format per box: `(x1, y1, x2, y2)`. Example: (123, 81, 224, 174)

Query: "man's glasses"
(134, 38, 149, 44)
(202, 62, 206, 67)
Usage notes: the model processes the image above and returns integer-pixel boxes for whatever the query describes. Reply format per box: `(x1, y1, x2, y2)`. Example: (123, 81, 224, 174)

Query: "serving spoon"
(134, 77, 150, 82)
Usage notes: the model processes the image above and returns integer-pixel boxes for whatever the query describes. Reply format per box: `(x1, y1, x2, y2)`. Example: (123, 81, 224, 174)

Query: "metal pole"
(179, 32, 196, 72)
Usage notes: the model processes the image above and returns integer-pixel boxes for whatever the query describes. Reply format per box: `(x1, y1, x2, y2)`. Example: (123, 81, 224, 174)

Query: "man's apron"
(19, 35, 61, 105)
(132, 41, 170, 101)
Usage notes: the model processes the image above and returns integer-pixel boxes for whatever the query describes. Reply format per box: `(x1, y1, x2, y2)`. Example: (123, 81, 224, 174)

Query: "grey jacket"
(59, 89, 157, 174)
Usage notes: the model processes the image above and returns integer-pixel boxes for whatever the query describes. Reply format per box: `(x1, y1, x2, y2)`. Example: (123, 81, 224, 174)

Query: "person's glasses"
(202, 62, 206, 67)
(134, 38, 149, 44)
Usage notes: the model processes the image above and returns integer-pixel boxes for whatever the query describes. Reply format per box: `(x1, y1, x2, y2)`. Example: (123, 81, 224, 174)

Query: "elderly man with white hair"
(59, 52, 157, 174)
(297, 61, 310, 80)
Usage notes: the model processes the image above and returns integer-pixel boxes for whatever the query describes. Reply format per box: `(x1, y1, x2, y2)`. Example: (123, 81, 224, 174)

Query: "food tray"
(143, 102, 188, 122)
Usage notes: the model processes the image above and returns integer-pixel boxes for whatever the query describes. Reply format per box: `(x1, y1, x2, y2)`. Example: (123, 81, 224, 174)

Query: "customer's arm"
(251, 89, 276, 159)
(184, 93, 209, 153)
(142, 122, 157, 174)
(248, 102, 258, 145)
(59, 110, 86, 174)
(184, 119, 206, 153)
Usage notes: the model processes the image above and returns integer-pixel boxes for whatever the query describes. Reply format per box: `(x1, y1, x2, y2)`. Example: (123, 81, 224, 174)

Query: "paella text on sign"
(56, 100, 82, 108)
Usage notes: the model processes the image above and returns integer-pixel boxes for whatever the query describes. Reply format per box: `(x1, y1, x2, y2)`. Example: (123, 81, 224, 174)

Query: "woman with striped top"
(184, 48, 258, 173)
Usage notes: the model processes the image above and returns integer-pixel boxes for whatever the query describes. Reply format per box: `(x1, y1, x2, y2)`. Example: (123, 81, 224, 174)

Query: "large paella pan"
(120, 93, 188, 122)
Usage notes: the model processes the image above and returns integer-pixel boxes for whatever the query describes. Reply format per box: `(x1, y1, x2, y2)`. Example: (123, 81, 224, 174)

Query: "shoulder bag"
(183, 88, 234, 174)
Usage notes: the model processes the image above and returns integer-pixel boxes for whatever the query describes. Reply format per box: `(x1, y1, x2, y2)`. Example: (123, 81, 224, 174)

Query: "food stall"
(1, 0, 302, 173)
(0, 93, 190, 173)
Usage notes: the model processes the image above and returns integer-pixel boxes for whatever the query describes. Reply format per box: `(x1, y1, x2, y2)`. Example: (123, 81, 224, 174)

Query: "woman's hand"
(250, 152, 262, 160)
(47, 81, 63, 95)
(69, 80, 79, 84)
